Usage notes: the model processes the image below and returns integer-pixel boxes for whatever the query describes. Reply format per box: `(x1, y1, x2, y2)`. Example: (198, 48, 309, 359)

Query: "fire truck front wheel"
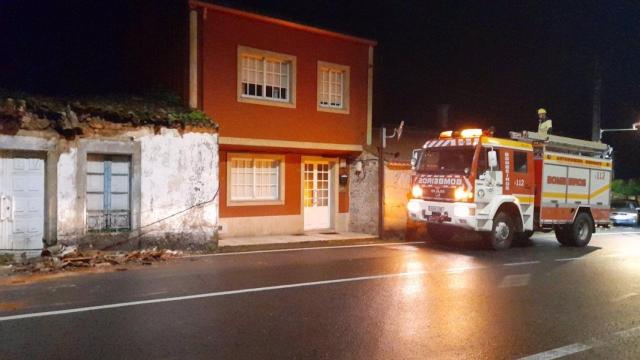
(486, 212, 515, 251)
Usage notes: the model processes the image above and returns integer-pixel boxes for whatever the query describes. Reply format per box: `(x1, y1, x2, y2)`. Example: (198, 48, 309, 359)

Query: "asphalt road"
(1, 227, 640, 360)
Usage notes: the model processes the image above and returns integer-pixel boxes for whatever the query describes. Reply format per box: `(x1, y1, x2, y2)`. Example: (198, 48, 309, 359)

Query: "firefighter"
(537, 108, 553, 135)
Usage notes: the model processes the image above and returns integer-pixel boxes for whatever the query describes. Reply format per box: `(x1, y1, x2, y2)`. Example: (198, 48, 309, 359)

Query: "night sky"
(1, 0, 639, 177)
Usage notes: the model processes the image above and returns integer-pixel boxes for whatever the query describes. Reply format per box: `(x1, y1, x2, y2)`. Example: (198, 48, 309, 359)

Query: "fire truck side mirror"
(488, 150, 498, 170)
(411, 149, 421, 170)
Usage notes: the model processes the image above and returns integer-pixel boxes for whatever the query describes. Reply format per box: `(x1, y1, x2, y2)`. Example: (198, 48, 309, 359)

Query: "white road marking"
(614, 326, 640, 339)
(499, 274, 530, 288)
(520, 325, 640, 359)
(0, 269, 429, 322)
(185, 241, 425, 258)
(554, 257, 583, 262)
(611, 292, 638, 303)
(503, 261, 540, 267)
(519, 343, 592, 360)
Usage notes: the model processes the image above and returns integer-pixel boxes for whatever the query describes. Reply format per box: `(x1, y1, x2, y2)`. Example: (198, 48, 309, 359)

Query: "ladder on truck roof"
(509, 131, 610, 156)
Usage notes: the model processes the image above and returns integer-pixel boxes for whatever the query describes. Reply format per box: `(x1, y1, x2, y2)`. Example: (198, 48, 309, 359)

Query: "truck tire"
(566, 212, 594, 247)
(554, 225, 572, 246)
(515, 230, 534, 245)
(486, 211, 515, 250)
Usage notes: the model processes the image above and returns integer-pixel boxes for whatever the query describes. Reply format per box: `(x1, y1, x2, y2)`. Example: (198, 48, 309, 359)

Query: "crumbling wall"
(348, 151, 379, 235)
(55, 127, 219, 249)
(0, 94, 215, 138)
(57, 143, 80, 239)
(137, 128, 218, 248)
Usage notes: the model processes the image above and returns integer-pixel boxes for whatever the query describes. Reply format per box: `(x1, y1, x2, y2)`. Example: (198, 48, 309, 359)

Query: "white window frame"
(237, 46, 296, 108)
(227, 153, 286, 206)
(317, 61, 350, 114)
(85, 154, 132, 232)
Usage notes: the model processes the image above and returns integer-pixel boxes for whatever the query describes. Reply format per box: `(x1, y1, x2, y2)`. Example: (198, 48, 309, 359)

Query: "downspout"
(188, 9, 199, 109)
(378, 129, 384, 238)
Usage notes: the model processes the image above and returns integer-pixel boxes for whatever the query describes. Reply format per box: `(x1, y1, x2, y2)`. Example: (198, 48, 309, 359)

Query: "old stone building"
(0, 95, 219, 251)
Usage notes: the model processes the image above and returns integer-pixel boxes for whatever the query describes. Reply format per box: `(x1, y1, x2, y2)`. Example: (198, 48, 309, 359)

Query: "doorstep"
(217, 231, 379, 251)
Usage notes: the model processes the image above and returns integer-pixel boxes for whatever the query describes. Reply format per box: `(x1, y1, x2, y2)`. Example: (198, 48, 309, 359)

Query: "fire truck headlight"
(412, 185, 423, 198)
(476, 189, 485, 199)
(407, 200, 421, 213)
(454, 187, 473, 201)
(454, 204, 470, 217)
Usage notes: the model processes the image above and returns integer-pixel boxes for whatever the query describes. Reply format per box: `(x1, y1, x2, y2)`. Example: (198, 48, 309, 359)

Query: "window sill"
(238, 96, 296, 109)
(227, 199, 285, 207)
(317, 105, 350, 114)
(86, 230, 132, 234)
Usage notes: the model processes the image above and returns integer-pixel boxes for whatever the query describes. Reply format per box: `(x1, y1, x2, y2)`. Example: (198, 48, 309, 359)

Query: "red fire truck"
(408, 129, 612, 250)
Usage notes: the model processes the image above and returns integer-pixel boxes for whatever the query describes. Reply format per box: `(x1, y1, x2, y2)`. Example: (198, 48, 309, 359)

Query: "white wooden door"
(303, 162, 331, 230)
(0, 152, 45, 250)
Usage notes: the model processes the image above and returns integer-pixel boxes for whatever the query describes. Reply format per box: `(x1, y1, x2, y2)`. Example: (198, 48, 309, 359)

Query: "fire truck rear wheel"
(567, 212, 594, 247)
(554, 226, 572, 246)
(487, 212, 515, 250)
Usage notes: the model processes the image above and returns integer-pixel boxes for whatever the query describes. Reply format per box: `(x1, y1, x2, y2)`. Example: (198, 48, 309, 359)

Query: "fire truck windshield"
(417, 148, 475, 174)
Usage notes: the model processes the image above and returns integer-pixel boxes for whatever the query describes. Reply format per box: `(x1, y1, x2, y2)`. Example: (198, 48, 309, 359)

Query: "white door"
(303, 162, 331, 230)
(0, 152, 45, 250)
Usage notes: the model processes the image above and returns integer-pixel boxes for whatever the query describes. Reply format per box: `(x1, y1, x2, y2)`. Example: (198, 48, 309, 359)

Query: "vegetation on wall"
(0, 89, 216, 137)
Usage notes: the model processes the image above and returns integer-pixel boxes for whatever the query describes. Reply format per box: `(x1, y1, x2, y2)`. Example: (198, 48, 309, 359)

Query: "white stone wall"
(57, 143, 79, 239)
(138, 128, 219, 243)
(56, 128, 219, 248)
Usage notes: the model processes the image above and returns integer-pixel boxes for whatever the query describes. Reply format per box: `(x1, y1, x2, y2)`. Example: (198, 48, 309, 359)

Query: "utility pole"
(591, 56, 602, 141)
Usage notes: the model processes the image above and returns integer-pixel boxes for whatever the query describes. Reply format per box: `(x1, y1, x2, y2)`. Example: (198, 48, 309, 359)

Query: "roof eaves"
(190, 1, 377, 47)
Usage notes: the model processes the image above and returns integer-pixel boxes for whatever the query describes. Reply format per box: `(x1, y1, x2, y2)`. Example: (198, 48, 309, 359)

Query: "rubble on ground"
(9, 245, 183, 274)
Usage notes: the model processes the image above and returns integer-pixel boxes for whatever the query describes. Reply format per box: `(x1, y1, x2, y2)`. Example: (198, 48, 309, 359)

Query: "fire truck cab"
(408, 129, 612, 250)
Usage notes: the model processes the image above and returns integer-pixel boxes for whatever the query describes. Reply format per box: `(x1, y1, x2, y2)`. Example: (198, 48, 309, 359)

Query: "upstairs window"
(238, 46, 296, 107)
(317, 61, 350, 114)
(319, 69, 343, 108)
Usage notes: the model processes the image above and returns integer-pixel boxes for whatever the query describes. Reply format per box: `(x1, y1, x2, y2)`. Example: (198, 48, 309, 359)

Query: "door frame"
(0, 135, 57, 246)
(301, 156, 337, 231)
(0, 150, 47, 250)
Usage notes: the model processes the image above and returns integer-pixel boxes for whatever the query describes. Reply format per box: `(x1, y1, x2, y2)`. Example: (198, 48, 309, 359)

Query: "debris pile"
(11, 245, 183, 273)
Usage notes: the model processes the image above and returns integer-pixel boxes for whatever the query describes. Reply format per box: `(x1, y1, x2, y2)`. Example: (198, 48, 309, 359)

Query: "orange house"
(188, 2, 376, 237)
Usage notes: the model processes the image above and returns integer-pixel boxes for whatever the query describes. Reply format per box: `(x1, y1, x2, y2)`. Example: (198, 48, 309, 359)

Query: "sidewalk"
(218, 231, 379, 251)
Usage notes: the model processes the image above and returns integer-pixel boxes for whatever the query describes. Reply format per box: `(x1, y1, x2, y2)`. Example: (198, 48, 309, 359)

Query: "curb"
(213, 238, 392, 254)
